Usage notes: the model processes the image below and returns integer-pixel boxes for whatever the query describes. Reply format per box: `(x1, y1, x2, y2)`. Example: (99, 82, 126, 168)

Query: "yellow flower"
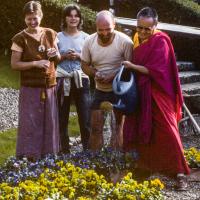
(69, 191, 75, 199)
(150, 179, 164, 189)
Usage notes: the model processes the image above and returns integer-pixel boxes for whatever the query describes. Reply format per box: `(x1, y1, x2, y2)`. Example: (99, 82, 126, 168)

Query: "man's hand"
(95, 71, 116, 84)
(122, 61, 134, 69)
(122, 61, 149, 74)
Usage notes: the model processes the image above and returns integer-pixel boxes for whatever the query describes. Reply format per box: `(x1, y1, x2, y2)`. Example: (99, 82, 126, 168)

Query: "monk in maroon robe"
(122, 7, 190, 191)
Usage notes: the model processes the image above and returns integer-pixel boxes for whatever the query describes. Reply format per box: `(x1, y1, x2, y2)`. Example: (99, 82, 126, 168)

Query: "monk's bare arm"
(123, 61, 149, 75)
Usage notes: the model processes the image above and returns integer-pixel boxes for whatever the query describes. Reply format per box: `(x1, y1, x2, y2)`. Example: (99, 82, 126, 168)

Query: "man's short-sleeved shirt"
(81, 30, 133, 92)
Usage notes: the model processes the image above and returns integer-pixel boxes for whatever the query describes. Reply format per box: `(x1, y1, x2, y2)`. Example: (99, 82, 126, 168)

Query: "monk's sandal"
(176, 174, 188, 191)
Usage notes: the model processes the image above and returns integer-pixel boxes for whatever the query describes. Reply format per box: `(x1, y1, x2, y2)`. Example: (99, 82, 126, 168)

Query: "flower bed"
(184, 147, 200, 168)
(0, 163, 164, 199)
(0, 147, 199, 199)
(0, 148, 138, 185)
(0, 148, 165, 199)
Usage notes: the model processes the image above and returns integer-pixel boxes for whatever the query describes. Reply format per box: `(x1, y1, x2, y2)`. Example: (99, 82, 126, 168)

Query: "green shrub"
(0, 0, 96, 53)
(81, 0, 200, 26)
(85, 0, 200, 68)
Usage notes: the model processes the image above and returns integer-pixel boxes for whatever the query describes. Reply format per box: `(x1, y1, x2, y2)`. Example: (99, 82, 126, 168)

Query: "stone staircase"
(177, 61, 200, 113)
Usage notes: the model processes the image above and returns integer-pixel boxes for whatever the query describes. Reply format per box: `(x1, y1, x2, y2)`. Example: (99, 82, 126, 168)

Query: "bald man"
(81, 10, 133, 151)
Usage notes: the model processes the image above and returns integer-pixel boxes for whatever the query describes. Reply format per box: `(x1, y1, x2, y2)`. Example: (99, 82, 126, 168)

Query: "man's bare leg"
(89, 110, 104, 151)
(110, 110, 124, 150)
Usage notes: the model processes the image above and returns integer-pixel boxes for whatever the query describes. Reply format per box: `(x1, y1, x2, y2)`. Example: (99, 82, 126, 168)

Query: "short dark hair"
(137, 7, 158, 23)
(61, 4, 82, 30)
(23, 1, 43, 18)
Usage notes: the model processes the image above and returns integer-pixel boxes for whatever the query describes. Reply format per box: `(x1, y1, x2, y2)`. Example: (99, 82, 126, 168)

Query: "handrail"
(116, 17, 200, 38)
(183, 103, 200, 134)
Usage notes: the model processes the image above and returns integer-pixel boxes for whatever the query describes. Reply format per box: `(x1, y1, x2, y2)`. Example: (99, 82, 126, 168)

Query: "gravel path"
(0, 88, 19, 132)
(161, 134, 200, 200)
(0, 87, 200, 199)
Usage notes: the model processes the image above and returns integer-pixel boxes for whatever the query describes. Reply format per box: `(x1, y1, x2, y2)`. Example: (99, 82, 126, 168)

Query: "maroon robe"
(123, 31, 190, 175)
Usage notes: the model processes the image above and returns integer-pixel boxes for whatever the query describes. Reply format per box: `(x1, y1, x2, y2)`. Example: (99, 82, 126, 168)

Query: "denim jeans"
(56, 77, 91, 152)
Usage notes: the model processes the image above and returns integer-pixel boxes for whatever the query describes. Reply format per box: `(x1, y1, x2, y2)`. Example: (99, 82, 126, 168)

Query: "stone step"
(177, 61, 196, 72)
(181, 82, 200, 95)
(179, 71, 200, 84)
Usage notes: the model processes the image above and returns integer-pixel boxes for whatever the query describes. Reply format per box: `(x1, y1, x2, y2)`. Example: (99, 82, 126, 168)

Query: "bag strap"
(116, 64, 124, 91)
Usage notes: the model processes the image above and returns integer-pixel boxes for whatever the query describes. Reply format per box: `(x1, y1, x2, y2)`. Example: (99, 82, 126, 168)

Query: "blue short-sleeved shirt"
(57, 31, 89, 72)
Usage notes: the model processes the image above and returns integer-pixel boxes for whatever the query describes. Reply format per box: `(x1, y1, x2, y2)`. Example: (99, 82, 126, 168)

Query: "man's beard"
(98, 32, 113, 44)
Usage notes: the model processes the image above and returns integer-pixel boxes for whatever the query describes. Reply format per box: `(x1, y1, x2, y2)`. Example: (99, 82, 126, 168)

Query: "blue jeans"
(57, 77, 91, 152)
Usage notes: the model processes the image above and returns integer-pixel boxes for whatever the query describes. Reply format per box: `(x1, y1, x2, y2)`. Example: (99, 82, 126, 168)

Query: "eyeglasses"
(136, 26, 153, 32)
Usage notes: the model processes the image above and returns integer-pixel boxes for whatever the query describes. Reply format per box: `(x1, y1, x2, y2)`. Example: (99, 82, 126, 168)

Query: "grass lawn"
(0, 55, 80, 165)
(0, 129, 16, 165)
(0, 111, 80, 165)
(0, 110, 80, 165)
(0, 55, 20, 89)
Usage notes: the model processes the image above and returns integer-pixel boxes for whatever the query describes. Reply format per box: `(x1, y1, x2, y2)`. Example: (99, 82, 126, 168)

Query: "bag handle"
(116, 64, 124, 91)
(116, 64, 125, 81)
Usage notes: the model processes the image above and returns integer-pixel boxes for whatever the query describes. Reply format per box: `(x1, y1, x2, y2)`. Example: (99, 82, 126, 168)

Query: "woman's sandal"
(176, 174, 188, 191)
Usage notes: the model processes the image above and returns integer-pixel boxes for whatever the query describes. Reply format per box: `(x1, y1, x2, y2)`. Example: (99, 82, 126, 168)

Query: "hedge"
(1, 0, 200, 66)
(80, 0, 200, 27)
(0, 0, 96, 54)
(80, 0, 200, 68)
